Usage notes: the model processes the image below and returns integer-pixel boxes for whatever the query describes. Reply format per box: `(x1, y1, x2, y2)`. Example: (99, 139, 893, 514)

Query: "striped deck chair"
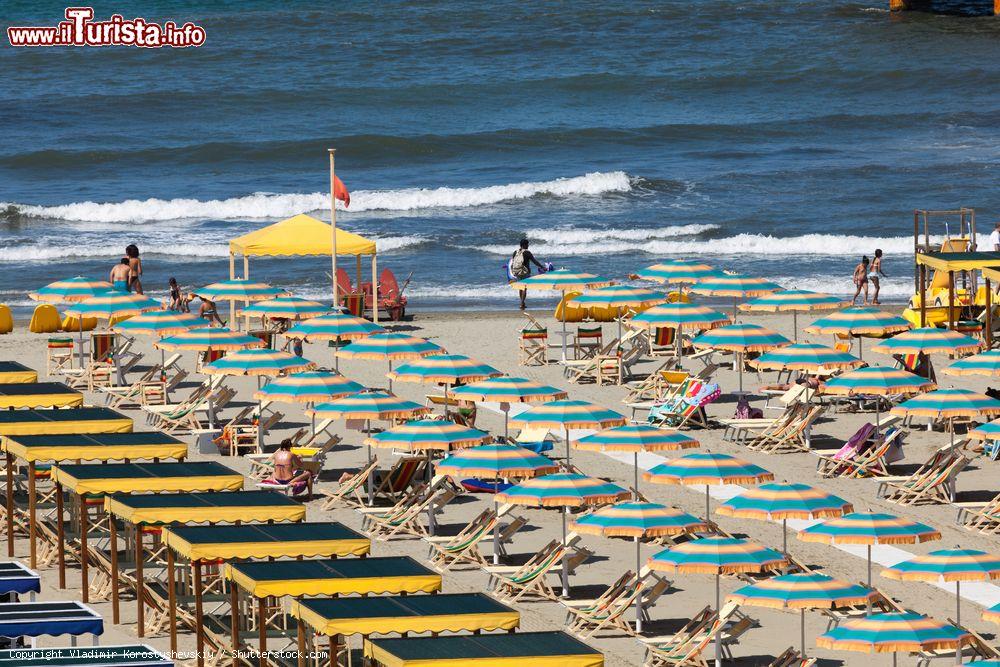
(363, 481, 459, 540)
(487, 539, 568, 603)
(575, 325, 604, 359)
(426, 508, 498, 571)
(62, 332, 117, 389)
(318, 458, 380, 509)
(877, 452, 967, 505)
(369, 456, 428, 504)
(644, 618, 718, 667)
(957, 493, 1000, 534)
(647, 380, 720, 430)
(746, 404, 826, 454)
(518, 327, 548, 366)
(649, 326, 678, 357)
(769, 647, 817, 667)
(196, 348, 226, 373)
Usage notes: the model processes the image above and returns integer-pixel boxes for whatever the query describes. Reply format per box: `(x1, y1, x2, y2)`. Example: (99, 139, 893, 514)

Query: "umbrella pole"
(715, 572, 722, 667)
(956, 580, 961, 628)
(565, 426, 571, 470)
(388, 361, 393, 392)
(635, 536, 643, 633)
(677, 323, 684, 370)
(78, 318, 84, 369)
(634, 451, 639, 494)
(561, 507, 570, 598)
(493, 487, 500, 565)
(426, 449, 435, 534)
(334, 338, 340, 372)
(502, 403, 510, 441)
(310, 402, 315, 434)
(782, 518, 788, 556)
(793, 311, 798, 343)
(800, 608, 806, 657)
(366, 419, 374, 506)
(705, 484, 711, 522)
(256, 377, 263, 453)
(866, 544, 872, 616)
(738, 352, 744, 393)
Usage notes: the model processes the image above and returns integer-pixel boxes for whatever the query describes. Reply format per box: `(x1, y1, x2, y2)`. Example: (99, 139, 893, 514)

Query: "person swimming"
(852, 255, 870, 305)
(110, 257, 131, 292)
(870, 249, 887, 305)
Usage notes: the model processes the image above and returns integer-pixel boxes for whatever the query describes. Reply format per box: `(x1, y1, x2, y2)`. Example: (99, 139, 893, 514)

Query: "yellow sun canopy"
(163, 522, 370, 561)
(362, 632, 604, 667)
(2, 432, 187, 464)
(52, 461, 243, 495)
(229, 214, 376, 257)
(106, 490, 306, 526)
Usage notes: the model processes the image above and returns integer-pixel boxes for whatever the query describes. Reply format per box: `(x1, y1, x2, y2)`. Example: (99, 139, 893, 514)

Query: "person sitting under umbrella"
(264, 439, 312, 495)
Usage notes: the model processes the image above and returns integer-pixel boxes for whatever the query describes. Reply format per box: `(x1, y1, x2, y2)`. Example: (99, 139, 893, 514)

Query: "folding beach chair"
(877, 452, 967, 505)
(318, 458, 381, 510)
(957, 492, 1000, 534)
(646, 379, 721, 430)
(196, 348, 226, 373)
(518, 313, 549, 366)
(486, 539, 568, 603)
(769, 647, 817, 667)
(564, 566, 671, 639)
(62, 332, 117, 390)
(745, 404, 826, 454)
(368, 456, 428, 505)
(363, 479, 459, 540)
(46, 336, 75, 375)
(575, 325, 604, 359)
(425, 507, 527, 571)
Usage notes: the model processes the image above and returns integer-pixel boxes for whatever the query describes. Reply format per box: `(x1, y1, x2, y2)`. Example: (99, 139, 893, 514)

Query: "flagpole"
(329, 148, 339, 308)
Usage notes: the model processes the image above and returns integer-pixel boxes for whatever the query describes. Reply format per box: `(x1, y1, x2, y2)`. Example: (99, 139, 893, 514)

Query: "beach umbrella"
(728, 573, 876, 657)
(336, 333, 443, 391)
(242, 297, 330, 322)
(969, 418, 1000, 443)
(690, 273, 782, 320)
(252, 370, 364, 431)
(944, 350, 1000, 377)
(364, 419, 491, 452)
(497, 473, 630, 597)
(30, 276, 113, 303)
(804, 306, 911, 359)
(643, 452, 774, 520)
(798, 512, 941, 594)
(892, 388, 1000, 451)
(716, 483, 853, 554)
(749, 342, 863, 373)
(627, 302, 731, 365)
(572, 285, 666, 341)
(512, 269, 612, 361)
(873, 327, 981, 356)
(194, 279, 286, 302)
(574, 425, 699, 491)
(635, 260, 721, 285)
(649, 537, 787, 667)
(285, 312, 385, 371)
(64, 290, 161, 374)
(572, 501, 708, 632)
(308, 391, 431, 503)
(113, 310, 205, 394)
(509, 400, 626, 468)
(450, 377, 567, 438)
(204, 349, 316, 451)
(387, 354, 502, 404)
(822, 366, 935, 438)
(983, 604, 1000, 626)
(691, 323, 791, 392)
(437, 443, 559, 564)
(882, 549, 1000, 626)
(739, 290, 848, 341)
(816, 612, 968, 667)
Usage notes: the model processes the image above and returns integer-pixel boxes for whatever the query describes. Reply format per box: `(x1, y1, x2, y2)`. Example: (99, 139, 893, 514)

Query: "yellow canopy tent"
(228, 213, 380, 322)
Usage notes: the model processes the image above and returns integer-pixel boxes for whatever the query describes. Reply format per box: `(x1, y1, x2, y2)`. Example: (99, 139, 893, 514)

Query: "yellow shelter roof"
(916, 251, 1000, 272)
(229, 214, 376, 257)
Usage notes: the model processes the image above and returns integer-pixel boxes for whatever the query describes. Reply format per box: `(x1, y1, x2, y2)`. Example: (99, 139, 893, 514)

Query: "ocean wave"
(526, 224, 718, 246)
(0, 243, 231, 262)
(470, 232, 989, 257)
(1, 171, 633, 223)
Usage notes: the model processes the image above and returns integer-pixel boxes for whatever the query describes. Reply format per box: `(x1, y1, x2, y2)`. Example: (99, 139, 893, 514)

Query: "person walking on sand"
(109, 258, 131, 292)
(870, 249, 887, 305)
(509, 238, 546, 310)
(125, 244, 143, 294)
(852, 256, 870, 305)
(990, 222, 1000, 252)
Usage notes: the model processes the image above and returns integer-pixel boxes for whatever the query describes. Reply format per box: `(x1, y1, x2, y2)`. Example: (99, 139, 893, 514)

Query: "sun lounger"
(367, 455, 429, 505)
(486, 539, 568, 602)
(745, 404, 826, 454)
(815, 426, 904, 478)
(564, 566, 671, 639)
(957, 491, 1000, 534)
(769, 647, 817, 667)
(363, 479, 459, 540)
(318, 458, 381, 510)
(877, 451, 967, 505)
(645, 379, 721, 430)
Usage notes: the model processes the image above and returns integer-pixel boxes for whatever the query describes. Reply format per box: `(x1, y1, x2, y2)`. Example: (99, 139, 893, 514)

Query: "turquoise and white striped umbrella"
(805, 306, 910, 359)
(30, 277, 113, 303)
(286, 313, 385, 341)
(252, 371, 363, 403)
(194, 279, 286, 302)
(740, 290, 848, 341)
(872, 327, 981, 356)
(635, 260, 721, 285)
(749, 342, 863, 372)
(944, 350, 1000, 377)
(242, 297, 330, 321)
(63, 291, 160, 319)
(628, 302, 731, 331)
(692, 323, 791, 392)
(113, 310, 204, 337)
(575, 425, 699, 491)
(817, 612, 967, 660)
(572, 285, 666, 340)
(364, 419, 491, 452)
(882, 549, 1000, 626)
(203, 349, 315, 377)
(155, 327, 264, 351)
(511, 268, 612, 292)
(510, 400, 626, 467)
(691, 274, 783, 320)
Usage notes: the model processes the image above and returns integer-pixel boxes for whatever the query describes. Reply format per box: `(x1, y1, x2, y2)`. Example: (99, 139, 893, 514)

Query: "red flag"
(334, 175, 350, 208)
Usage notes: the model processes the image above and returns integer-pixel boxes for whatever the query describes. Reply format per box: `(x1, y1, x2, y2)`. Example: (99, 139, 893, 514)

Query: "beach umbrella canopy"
(627, 302, 731, 331)
(691, 323, 791, 392)
(572, 284, 666, 340)
(891, 388, 1000, 450)
(387, 354, 502, 386)
(635, 260, 721, 285)
(64, 290, 161, 319)
(740, 290, 848, 341)
(498, 473, 630, 597)
(649, 537, 787, 667)
(436, 442, 559, 564)
(822, 366, 935, 436)
(816, 612, 968, 663)
(798, 512, 941, 590)
(717, 482, 852, 554)
(337, 332, 444, 391)
(308, 391, 430, 421)
(364, 419, 491, 451)
(872, 327, 981, 356)
(575, 425, 699, 491)
(510, 400, 626, 467)
(749, 343, 863, 373)
(112, 310, 204, 337)
(970, 419, 1000, 442)
(882, 549, 1000, 626)
(643, 452, 774, 519)
(202, 348, 315, 377)
(155, 327, 264, 351)
(194, 279, 286, 302)
(690, 274, 783, 299)
(31, 277, 112, 303)
(944, 350, 1000, 377)
(728, 573, 876, 656)
(285, 312, 385, 341)
(242, 297, 330, 321)
(451, 377, 567, 439)
(572, 501, 708, 632)
(805, 306, 910, 359)
(511, 268, 612, 292)
(984, 604, 1000, 626)
(251, 371, 363, 403)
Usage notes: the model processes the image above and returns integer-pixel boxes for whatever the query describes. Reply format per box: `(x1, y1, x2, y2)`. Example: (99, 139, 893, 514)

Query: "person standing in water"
(870, 249, 887, 305)
(851, 256, 870, 305)
(125, 244, 143, 294)
(109, 258, 131, 292)
(510, 238, 546, 310)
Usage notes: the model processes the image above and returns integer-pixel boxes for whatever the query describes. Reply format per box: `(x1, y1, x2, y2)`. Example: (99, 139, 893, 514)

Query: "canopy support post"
(948, 270, 955, 331)
(229, 253, 236, 329)
(987, 277, 993, 350)
(372, 254, 380, 324)
(329, 148, 339, 306)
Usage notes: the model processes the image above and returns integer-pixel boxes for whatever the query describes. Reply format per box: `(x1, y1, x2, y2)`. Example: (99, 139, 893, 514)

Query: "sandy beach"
(1, 305, 997, 667)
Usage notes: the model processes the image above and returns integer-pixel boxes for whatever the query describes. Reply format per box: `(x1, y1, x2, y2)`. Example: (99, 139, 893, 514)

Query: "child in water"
(852, 256, 870, 305)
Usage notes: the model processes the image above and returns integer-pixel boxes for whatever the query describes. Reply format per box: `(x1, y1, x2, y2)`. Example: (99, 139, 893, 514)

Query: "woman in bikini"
(852, 256, 869, 305)
(125, 244, 143, 294)
(870, 249, 887, 305)
(270, 439, 311, 491)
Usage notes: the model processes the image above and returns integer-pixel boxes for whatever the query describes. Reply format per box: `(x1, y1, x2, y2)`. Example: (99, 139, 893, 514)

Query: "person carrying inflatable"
(507, 238, 548, 310)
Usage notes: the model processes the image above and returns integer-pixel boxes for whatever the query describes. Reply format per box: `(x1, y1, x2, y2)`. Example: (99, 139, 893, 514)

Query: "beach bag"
(510, 249, 530, 280)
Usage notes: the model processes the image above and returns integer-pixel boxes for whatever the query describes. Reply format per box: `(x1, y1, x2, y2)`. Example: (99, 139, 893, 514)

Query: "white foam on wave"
(473, 232, 989, 257)
(763, 275, 914, 299)
(525, 224, 717, 246)
(2, 171, 632, 223)
(0, 243, 230, 262)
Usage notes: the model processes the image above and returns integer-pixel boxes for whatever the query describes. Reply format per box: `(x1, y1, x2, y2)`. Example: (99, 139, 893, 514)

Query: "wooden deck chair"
(62, 331, 117, 389)
(819, 427, 905, 478)
(649, 326, 679, 357)
(821, 586, 903, 630)
(196, 348, 226, 373)
(518, 319, 549, 366)
(644, 617, 720, 667)
(746, 404, 826, 454)
(46, 336, 75, 375)
(487, 539, 568, 602)
(148, 386, 235, 433)
(567, 578, 645, 639)
(877, 452, 966, 505)
(363, 480, 459, 540)
(646, 379, 719, 430)
(318, 458, 380, 509)
(426, 508, 498, 571)
(721, 401, 805, 444)
(957, 491, 1000, 534)
(769, 647, 816, 667)
(624, 362, 684, 405)
(915, 622, 1000, 666)
(141, 378, 214, 424)
(368, 456, 428, 505)
(575, 325, 604, 359)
